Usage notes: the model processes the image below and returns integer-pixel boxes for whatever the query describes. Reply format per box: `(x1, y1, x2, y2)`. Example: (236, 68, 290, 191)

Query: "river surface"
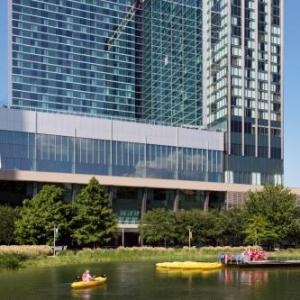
(0, 262, 300, 300)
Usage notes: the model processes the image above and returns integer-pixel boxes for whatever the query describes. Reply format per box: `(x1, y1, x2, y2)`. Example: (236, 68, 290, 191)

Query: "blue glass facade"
(0, 130, 223, 182)
(143, 0, 202, 126)
(10, 0, 203, 126)
(10, 0, 142, 119)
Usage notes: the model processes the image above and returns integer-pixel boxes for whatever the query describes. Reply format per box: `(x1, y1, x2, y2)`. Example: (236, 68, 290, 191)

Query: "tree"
(71, 177, 117, 247)
(174, 210, 201, 246)
(244, 185, 297, 246)
(244, 215, 278, 246)
(220, 207, 247, 246)
(139, 208, 176, 246)
(173, 209, 228, 247)
(15, 185, 69, 245)
(198, 210, 226, 246)
(0, 206, 19, 245)
(283, 207, 300, 247)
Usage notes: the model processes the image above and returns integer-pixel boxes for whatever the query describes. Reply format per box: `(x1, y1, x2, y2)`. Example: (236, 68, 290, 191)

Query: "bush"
(0, 253, 24, 270)
(0, 205, 19, 245)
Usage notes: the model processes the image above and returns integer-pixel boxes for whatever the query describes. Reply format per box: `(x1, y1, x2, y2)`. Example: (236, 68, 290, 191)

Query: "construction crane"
(105, 0, 144, 51)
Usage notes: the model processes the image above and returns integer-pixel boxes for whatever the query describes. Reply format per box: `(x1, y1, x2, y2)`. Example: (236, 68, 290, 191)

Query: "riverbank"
(25, 247, 219, 268)
(0, 246, 52, 269)
(2, 246, 300, 270)
(0, 246, 252, 269)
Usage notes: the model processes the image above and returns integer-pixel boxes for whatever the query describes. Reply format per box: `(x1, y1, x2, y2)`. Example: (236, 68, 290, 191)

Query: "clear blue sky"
(0, 1, 299, 187)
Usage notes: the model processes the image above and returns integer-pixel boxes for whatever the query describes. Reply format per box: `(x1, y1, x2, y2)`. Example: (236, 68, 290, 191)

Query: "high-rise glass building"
(202, 0, 283, 185)
(9, 0, 143, 120)
(10, 0, 203, 125)
(8, 0, 284, 187)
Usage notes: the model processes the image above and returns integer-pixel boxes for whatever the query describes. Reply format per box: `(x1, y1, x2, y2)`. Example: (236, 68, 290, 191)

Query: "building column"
(121, 228, 125, 247)
(225, 192, 229, 210)
(71, 185, 76, 203)
(140, 188, 147, 246)
(109, 120, 113, 175)
(33, 182, 38, 196)
(173, 189, 180, 212)
(203, 191, 210, 212)
(108, 186, 116, 207)
(141, 188, 147, 218)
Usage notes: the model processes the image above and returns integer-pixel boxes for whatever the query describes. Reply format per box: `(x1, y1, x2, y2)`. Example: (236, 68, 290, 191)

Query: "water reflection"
(156, 268, 220, 278)
(72, 289, 93, 300)
(71, 284, 107, 300)
(220, 269, 269, 286)
(156, 267, 269, 287)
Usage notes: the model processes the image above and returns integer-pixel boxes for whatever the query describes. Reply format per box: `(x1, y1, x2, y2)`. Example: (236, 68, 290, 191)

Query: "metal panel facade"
(0, 108, 224, 150)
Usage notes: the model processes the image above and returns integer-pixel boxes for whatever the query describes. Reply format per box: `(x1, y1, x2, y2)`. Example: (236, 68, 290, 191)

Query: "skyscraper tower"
(203, 0, 283, 185)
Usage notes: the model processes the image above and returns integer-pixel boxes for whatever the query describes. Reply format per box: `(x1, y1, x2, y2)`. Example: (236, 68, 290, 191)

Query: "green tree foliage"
(13, 183, 299, 248)
(138, 186, 299, 248)
(220, 208, 247, 246)
(244, 215, 278, 246)
(174, 210, 202, 245)
(174, 210, 225, 246)
(139, 208, 176, 246)
(141, 209, 235, 247)
(71, 177, 117, 247)
(284, 207, 300, 246)
(200, 211, 226, 246)
(244, 185, 297, 245)
(0, 206, 19, 245)
(15, 185, 69, 245)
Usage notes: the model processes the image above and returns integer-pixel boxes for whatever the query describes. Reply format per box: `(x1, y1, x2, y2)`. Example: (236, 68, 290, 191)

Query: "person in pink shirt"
(82, 269, 93, 282)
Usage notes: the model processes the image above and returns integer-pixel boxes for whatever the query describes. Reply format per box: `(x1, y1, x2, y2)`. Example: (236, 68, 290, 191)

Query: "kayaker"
(82, 269, 93, 282)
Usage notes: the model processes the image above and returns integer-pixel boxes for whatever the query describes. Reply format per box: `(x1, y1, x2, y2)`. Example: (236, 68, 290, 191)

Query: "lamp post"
(53, 224, 59, 257)
(53, 224, 56, 256)
(187, 226, 192, 250)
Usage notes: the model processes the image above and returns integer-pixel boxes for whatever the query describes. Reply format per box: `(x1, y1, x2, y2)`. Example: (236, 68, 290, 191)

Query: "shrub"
(0, 205, 19, 245)
(0, 253, 23, 269)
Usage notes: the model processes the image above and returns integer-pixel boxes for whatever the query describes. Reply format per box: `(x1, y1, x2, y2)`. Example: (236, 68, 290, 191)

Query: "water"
(0, 262, 300, 300)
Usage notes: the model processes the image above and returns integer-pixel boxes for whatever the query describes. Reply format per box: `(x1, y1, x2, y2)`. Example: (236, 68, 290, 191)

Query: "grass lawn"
(2, 246, 300, 270)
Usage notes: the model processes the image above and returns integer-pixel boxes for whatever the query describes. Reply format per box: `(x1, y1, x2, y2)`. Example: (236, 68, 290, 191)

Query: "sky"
(0, 1, 299, 187)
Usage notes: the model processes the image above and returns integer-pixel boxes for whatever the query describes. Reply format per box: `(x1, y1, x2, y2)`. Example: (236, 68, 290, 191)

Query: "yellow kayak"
(71, 276, 107, 289)
(156, 261, 222, 270)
